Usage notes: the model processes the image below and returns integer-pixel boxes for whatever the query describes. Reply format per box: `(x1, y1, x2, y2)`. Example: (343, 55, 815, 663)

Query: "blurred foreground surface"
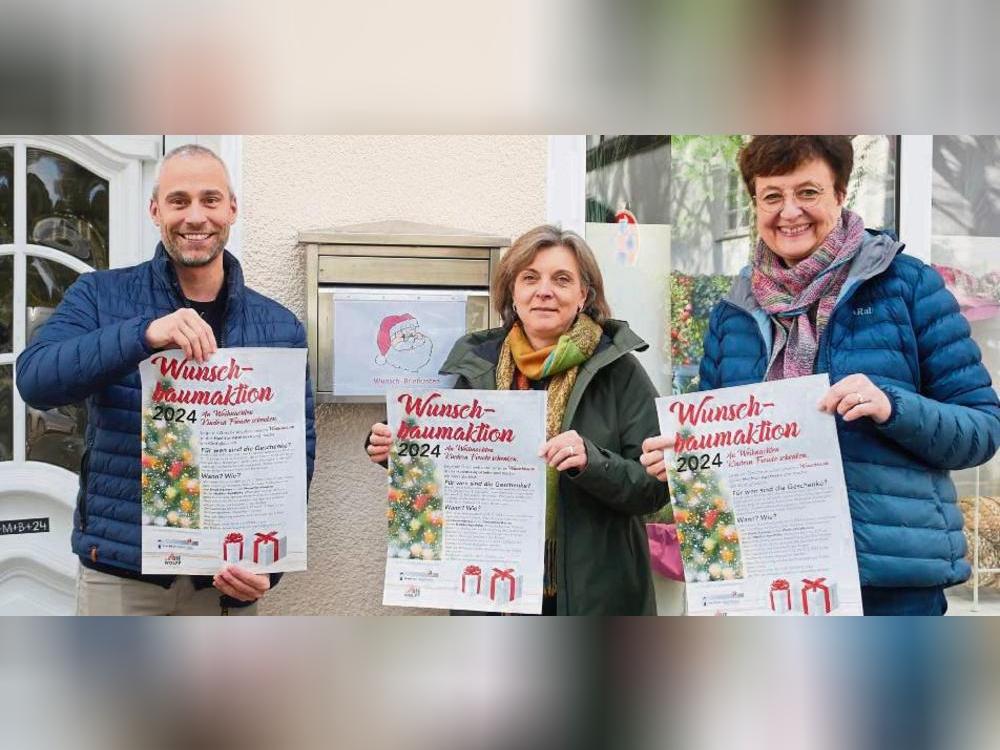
(0, 618, 997, 750)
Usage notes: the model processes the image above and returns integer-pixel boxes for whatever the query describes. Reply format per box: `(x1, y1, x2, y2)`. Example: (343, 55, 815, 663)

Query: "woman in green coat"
(367, 225, 666, 614)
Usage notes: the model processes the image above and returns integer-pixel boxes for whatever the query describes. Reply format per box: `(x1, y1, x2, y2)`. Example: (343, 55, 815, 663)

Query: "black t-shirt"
(187, 293, 226, 345)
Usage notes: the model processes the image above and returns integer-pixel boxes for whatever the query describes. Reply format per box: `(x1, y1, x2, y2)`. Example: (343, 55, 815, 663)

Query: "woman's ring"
(568, 445, 576, 455)
(855, 392, 866, 405)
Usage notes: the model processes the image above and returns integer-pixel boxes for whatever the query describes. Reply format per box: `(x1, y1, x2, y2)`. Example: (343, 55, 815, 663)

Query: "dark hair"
(738, 136, 854, 200)
(492, 225, 612, 328)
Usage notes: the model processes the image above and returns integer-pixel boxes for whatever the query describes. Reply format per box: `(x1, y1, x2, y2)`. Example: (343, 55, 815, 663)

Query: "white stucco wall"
(237, 136, 548, 614)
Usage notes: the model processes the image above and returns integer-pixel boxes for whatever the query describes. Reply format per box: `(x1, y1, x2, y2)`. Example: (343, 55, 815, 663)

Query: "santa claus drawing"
(375, 313, 434, 372)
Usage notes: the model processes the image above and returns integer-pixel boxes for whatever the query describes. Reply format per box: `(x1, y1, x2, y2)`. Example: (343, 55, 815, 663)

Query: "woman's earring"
(512, 304, 519, 319)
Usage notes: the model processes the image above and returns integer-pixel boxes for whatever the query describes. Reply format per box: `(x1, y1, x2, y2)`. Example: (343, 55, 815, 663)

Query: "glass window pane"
(0, 365, 10, 461)
(26, 255, 79, 344)
(0, 146, 12, 245)
(585, 136, 672, 397)
(1, 254, 11, 354)
(668, 136, 748, 393)
(24, 255, 87, 472)
(26, 148, 109, 270)
(846, 135, 898, 233)
(586, 136, 670, 224)
(26, 402, 86, 472)
(930, 135, 1000, 510)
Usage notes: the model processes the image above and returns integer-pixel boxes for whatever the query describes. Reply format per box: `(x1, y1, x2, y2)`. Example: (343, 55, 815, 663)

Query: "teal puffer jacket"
(699, 231, 1000, 587)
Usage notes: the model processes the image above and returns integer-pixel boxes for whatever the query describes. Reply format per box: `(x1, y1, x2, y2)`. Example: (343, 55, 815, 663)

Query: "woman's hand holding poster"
(382, 388, 546, 613)
(656, 374, 863, 615)
(139, 348, 307, 574)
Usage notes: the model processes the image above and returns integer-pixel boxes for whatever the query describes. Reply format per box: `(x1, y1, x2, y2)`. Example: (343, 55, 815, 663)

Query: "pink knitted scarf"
(751, 209, 866, 380)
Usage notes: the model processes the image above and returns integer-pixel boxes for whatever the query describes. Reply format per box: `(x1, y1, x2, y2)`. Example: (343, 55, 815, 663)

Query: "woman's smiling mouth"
(777, 224, 813, 238)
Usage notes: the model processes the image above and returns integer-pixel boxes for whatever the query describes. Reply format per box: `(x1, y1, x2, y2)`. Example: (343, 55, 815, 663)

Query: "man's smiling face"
(150, 154, 237, 268)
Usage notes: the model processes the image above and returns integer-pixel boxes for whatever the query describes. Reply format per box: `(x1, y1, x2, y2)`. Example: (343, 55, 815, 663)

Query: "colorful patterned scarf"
(496, 313, 603, 597)
(751, 208, 865, 380)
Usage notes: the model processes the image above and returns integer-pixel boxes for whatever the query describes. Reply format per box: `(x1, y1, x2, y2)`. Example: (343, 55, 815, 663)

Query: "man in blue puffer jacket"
(642, 136, 1000, 615)
(16, 144, 316, 615)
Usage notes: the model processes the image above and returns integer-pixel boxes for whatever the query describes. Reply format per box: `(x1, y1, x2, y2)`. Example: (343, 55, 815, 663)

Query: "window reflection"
(0, 365, 10, 461)
(0, 147, 12, 245)
(24, 255, 87, 472)
(27, 148, 109, 270)
(26, 255, 79, 344)
(586, 136, 671, 224)
(848, 135, 898, 232)
(1, 255, 11, 353)
(726, 169, 751, 233)
(26, 402, 86, 472)
(930, 136, 1000, 514)
(933, 136, 1000, 237)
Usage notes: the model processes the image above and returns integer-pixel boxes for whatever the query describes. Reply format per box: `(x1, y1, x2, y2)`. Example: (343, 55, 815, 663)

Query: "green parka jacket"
(440, 319, 667, 615)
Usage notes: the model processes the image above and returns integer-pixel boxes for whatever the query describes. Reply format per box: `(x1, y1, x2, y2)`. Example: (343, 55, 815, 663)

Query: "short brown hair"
(492, 225, 612, 328)
(738, 136, 854, 200)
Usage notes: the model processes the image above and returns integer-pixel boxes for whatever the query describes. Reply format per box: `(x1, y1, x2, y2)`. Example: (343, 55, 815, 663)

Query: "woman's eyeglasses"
(753, 186, 825, 214)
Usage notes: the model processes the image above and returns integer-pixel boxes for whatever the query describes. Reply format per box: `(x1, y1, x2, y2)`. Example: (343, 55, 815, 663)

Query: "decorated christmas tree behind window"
(387, 417, 444, 560)
(668, 448, 744, 582)
(141, 380, 201, 529)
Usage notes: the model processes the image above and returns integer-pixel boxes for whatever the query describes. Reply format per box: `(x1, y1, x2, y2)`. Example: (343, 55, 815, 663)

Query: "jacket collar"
(151, 242, 246, 316)
(440, 318, 649, 388)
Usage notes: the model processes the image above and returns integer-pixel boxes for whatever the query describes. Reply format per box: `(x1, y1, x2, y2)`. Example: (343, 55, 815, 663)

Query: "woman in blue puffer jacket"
(642, 135, 1000, 615)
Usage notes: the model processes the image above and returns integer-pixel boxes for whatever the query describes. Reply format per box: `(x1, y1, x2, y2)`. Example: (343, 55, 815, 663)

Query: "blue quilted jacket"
(700, 231, 1000, 588)
(16, 244, 316, 589)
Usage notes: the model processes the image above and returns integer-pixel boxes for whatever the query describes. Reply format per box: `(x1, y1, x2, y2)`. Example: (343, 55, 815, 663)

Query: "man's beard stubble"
(163, 229, 228, 268)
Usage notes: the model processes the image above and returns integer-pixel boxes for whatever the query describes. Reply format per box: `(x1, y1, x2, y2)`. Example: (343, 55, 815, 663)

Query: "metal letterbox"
(302, 220, 508, 403)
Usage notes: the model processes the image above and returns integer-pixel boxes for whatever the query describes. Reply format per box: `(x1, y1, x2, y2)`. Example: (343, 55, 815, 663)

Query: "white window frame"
(0, 135, 162, 601)
(546, 135, 586, 234)
(897, 135, 934, 262)
(1, 135, 159, 462)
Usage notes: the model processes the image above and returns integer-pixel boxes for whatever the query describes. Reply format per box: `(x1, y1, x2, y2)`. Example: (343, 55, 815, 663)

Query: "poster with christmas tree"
(382, 387, 547, 613)
(656, 375, 863, 615)
(139, 347, 308, 574)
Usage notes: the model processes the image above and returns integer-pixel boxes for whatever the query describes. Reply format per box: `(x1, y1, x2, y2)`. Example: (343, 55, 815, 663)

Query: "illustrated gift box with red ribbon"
(768, 578, 792, 613)
(799, 577, 839, 615)
(223, 532, 244, 562)
(252, 531, 287, 565)
(488, 567, 523, 604)
(460, 565, 482, 596)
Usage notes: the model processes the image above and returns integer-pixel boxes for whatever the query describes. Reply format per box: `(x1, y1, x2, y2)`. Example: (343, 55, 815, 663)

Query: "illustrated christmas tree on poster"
(669, 433, 744, 583)
(387, 416, 444, 560)
(141, 378, 201, 529)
